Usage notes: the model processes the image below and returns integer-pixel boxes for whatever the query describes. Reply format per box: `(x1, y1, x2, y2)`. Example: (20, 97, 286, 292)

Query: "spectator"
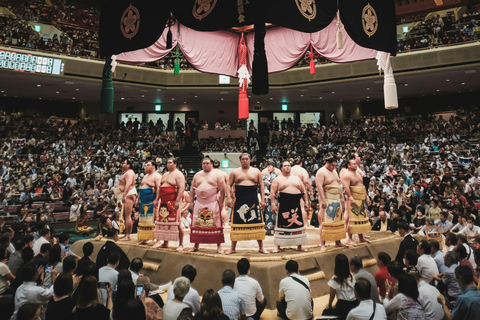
(445, 233, 458, 251)
(167, 264, 200, 314)
(98, 251, 120, 303)
(217, 269, 246, 320)
(383, 273, 425, 319)
(453, 245, 476, 276)
(111, 279, 135, 320)
(411, 272, 444, 320)
(7, 239, 25, 277)
(34, 243, 50, 269)
(137, 276, 163, 320)
(43, 244, 62, 288)
(349, 256, 380, 303)
(438, 265, 480, 320)
(75, 275, 112, 320)
(17, 303, 42, 320)
(431, 251, 463, 301)
(234, 258, 266, 320)
(416, 240, 439, 282)
(346, 278, 387, 320)
(194, 289, 229, 320)
(95, 228, 130, 270)
(371, 210, 395, 232)
(458, 216, 480, 243)
(395, 220, 419, 265)
(326, 254, 357, 320)
(429, 239, 447, 273)
(434, 212, 453, 234)
(32, 228, 51, 256)
(75, 242, 95, 277)
(45, 272, 75, 320)
(164, 277, 192, 320)
(0, 244, 15, 295)
(457, 234, 476, 268)
(129, 257, 143, 284)
(375, 252, 396, 299)
(13, 264, 53, 317)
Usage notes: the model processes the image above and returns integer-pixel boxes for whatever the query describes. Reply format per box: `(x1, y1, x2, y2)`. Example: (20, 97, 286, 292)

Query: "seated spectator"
(277, 260, 312, 320)
(96, 215, 113, 237)
(164, 277, 192, 320)
(98, 251, 120, 303)
(371, 210, 395, 232)
(411, 272, 444, 320)
(431, 251, 463, 301)
(129, 257, 143, 284)
(194, 289, 229, 320)
(13, 264, 54, 317)
(43, 244, 62, 288)
(349, 256, 380, 303)
(375, 252, 396, 299)
(326, 254, 357, 320)
(445, 233, 458, 251)
(7, 239, 26, 277)
(458, 216, 480, 244)
(118, 299, 147, 320)
(234, 258, 266, 320)
(404, 250, 419, 274)
(111, 279, 135, 320)
(0, 244, 15, 295)
(457, 234, 476, 268)
(454, 245, 476, 277)
(429, 239, 447, 273)
(395, 220, 419, 266)
(383, 273, 425, 319)
(451, 215, 467, 233)
(418, 217, 438, 236)
(217, 269, 246, 320)
(45, 272, 75, 320)
(62, 255, 78, 274)
(17, 303, 42, 320)
(435, 212, 453, 235)
(75, 242, 95, 277)
(32, 228, 51, 256)
(75, 275, 112, 320)
(438, 265, 480, 320)
(137, 276, 163, 320)
(346, 278, 387, 320)
(416, 240, 439, 282)
(76, 205, 94, 235)
(167, 264, 200, 314)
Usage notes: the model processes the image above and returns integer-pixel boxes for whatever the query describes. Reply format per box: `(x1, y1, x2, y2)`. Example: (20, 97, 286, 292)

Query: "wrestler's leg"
(120, 195, 134, 240)
(297, 245, 307, 252)
(217, 243, 223, 254)
(318, 210, 326, 252)
(301, 199, 310, 227)
(358, 233, 370, 243)
(226, 241, 237, 254)
(344, 209, 357, 246)
(177, 221, 184, 251)
(272, 245, 281, 253)
(257, 240, 269, 254)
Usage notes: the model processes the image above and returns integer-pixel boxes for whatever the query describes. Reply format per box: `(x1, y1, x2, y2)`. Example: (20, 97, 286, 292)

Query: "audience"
(75, 275, 112, 320)
(326, 254, 357, 320)
(416, 240, 439, 282)
(346, 278, 387, 320)
(349, 256, 380, 303)
(383, 273, 425, 319)
(194, 289, 229, 320)
(163, 277, 192, 320)
(137, 276, 163, 320)
(167, 264, 200, 314)
(45, 272, 75, 320)
(233, 258, 266, 320)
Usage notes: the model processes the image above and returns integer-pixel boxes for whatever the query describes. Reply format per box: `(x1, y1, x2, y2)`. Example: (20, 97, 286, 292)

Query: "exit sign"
(403, 26, 409, 33)
(282, 104, 288, 111)
(221, 160, 229, 168)
(34, 25, 41, 32)
(155, 104, 161, 111)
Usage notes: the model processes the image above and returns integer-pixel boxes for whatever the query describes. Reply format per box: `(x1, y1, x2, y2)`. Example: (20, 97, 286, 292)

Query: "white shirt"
(459, 225, 480, 243)
(328, 275, 356, 301)
(99, 265, 119, 303)
(69, 204, 81, 220)
(14, 282, 53, 315)
(417, 280, 444, 320)
(32, 236, 49, 255)
(346, 300, 387, 320)
(234, 275, 265, 317)
(416, 254, 439, 283)
(279, 274, 313, 320)
(167, 285, 201, 314)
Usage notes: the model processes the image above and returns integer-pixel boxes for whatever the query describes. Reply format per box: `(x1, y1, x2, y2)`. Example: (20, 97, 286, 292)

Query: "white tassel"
(110, 55, 117, 73)
(376, 52, 398, 110)
(336, 10, 343, 50)
(237, 64, 251, 90)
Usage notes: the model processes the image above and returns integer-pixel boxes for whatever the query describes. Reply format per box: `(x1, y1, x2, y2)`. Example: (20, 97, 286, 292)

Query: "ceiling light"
(446, 79, 450, 82)
(121, 97, 125, 100)
(184, 101, 186, 104)
(72, 97, 75, 99)
(221, 98, 224, 100)
(300, 95, 304, 97)
(194, 96, 198, 98)
(171, 98, 174, 100)
(461, 82, 465, 85)
(436, 89, 440, 92)
(270, 98, 273, 100)
(367, 96, 370, 99)
(37, 85, 41, 87)
(404, 84, 408, 86)
(331, 91, 335, 94)
(39, 98, 42, 100)
(319, 97, 322, 99)
(76, 88, 79, 91)
(366, 88, 370, 90)
(141, 95, 144, 97)
(256, 101, 259, 103)
(56, 91, 59, 94)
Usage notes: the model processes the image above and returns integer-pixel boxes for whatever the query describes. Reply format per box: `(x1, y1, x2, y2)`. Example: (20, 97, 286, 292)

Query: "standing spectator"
(75, 275, 112, 320)
(326, 254, 358, 320)
(32, 228, 51, 256)
(346, 278, 387, 320)
(164, 277, 192, 320)
(375, 252, 396, 299)
(416, 240, 439, 283)
(70, 198, 81, 221)
(45, 272, 75, 320)
(383, 273, 425, 319)
(395, 220, 419, 266)
(43, 244, 62, 288)
(234, 258, 266, 320)
(218, 269, 246, 320)
(349, 256, 380, 303)
(98, 251, 120, 303)
(277, 260, 312, 320)
(0, 244, 15, 295)
(34, 243, 50, 269)
(75, 242, 95, 277)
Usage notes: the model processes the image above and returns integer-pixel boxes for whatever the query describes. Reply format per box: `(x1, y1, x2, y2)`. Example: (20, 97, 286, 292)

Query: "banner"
(339, 0, 397, 55)
(100, 0, 170, 57)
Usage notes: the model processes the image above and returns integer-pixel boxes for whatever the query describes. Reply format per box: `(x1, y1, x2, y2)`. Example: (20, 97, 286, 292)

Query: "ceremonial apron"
(138, 188, 155, 241)
(263, 172, 278, 231)
(348, 185, 371, 234)
(190, 187, 224, 244)
(321, 186, 346, 241)
(112, 187, 125, 233)
(274, 192, 306, 246)
(230, 185, 265, 241)
(154, 186, 179, 241)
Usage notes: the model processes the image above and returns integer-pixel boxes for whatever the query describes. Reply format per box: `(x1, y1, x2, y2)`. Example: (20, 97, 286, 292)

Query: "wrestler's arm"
(270, 179, 278, 214)
(258, 170, 265, 208)
(316, 170, 326, 209)
(226, 171, 235, 208)
(217, 172, 226, 211)
(175, 172, 185, 210)
(304, 172, 314, 198)
(153, 174, 162, 208)
(342, 174, 357, 207)
(299, 178, 309, 209)
(182, 192, 190, 214)
(189, 175, 197, 210)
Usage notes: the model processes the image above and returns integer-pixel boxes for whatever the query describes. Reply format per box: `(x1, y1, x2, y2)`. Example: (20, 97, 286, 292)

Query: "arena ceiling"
(0, 62, 479, 108)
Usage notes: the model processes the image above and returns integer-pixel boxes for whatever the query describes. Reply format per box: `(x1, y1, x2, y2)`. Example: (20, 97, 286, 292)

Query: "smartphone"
(98, 282, 108, 290)
(45, 265, 52, 273)
(136, 285, 143, 298)
(65, 247, 69, 253)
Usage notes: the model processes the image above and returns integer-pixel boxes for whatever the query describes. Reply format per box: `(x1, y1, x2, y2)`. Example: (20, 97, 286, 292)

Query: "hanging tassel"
(100, 56, 114, 114)
(304, 43, 319, 75)
(336, 9, 343, 50)
(376, 52, 398, 110)
(174, 46, 180, 74)
(166, 26, 172, 49)
(237, 33, 250, 119)
(252, 0, 268, 95)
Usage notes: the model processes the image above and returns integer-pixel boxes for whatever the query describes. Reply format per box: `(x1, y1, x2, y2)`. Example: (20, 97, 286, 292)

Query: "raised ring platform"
(71, 228, 404, 309)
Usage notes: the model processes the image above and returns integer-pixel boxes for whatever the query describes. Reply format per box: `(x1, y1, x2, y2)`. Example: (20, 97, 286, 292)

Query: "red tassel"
(238, 91, 249, 119)
(305, 43, 319, 75)
(310, 58, 315, 75)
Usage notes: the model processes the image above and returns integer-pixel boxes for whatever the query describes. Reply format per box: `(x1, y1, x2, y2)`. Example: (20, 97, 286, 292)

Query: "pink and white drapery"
(115, 18, 377, 77)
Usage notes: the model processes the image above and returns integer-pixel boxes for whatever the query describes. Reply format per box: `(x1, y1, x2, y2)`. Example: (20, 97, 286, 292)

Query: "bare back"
(291, 165, 309, 185)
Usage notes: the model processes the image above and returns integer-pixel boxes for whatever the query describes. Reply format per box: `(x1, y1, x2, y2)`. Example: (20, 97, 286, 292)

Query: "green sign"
(34, 25, 41, 32)
(403, 26, 409, 33)
(221, 160, 229, 168)
(155, 104, 161, 111)
(282, 104, 288, 111)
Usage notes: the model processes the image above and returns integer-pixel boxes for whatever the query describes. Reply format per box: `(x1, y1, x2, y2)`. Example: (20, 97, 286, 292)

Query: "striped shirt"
(218, 285, 246, 320)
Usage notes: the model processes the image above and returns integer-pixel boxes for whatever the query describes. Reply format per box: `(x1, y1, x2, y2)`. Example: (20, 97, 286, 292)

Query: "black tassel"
(100, 57, 113, 114)
(166, 27, 172, 49)
(252, 3, 268, 95)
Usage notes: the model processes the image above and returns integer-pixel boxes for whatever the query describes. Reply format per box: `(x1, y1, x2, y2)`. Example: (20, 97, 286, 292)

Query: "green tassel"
(100, 57, 113, 114)
(174, 46, 180, 75)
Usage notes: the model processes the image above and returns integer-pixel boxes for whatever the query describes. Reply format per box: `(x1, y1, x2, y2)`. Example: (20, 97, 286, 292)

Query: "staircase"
(178, 148, 202, 172)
